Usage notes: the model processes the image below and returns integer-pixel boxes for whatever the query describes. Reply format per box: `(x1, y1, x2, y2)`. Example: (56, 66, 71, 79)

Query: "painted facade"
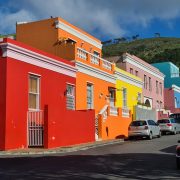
(164, 85, 180, 114)
(16, 17, 133, 140)
(152, 62, 180, 88)
(0, 38, 95, 150)
(152, 62, 180, 115)
(106, 54, 165, 113)
(115, 67, 143, 119)
(106, 54, 166, 120)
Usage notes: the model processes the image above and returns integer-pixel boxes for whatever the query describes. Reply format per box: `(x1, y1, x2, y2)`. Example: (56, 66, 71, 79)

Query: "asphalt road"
(0, 134, 180, 179)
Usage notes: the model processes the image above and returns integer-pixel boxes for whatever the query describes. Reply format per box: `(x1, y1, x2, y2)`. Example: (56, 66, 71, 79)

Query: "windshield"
(170, 119, 176, 123)
(158, 119, 170, 124)
(130, 121, 147, 126)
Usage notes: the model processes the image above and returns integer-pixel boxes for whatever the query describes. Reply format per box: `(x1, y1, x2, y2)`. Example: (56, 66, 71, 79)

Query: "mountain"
(102, 37, 180, 68)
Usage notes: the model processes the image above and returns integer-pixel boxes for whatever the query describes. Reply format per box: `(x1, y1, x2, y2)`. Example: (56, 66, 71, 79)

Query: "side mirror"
(178, 140, 180, 143)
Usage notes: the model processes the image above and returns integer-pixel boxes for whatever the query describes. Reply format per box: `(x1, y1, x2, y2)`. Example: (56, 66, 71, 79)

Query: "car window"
(148, 120, 157, 126)
(170, 119, 176, 123)
(130, 121, 147, 126)
(158, 119, 170, 124)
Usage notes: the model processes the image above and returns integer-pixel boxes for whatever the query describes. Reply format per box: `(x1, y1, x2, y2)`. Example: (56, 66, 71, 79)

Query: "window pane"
(29, 94, 37, 109)
(30, 76, 38, 93)
(66, 84, 75, 110)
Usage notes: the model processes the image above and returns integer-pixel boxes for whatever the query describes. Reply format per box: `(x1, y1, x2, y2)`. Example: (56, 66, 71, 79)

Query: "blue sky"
(1, 0, 180, 41)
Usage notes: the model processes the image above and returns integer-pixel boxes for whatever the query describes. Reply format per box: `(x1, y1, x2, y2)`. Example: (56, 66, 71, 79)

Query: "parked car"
(176, 140, 180, 169)
(128, 119, 161, 140)
(157, 118, 180, 135)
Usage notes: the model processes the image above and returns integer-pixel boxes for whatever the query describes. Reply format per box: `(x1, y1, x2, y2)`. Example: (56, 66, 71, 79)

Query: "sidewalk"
(0, 139, 124, 157)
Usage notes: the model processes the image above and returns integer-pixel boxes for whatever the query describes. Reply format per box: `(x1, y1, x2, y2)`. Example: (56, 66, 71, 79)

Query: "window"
(77, 48, 87, 60)
(109, 88, 115, 106)
(87, 83, 93, 109)
(137, 93, 141, 103)
(29, 75, 40, 110)
(130, 68, 133, 74)
(66, 84, 75, 110)
(93, 51, 100, 57)
(149, 77, 152, 91)
(135, 70, 138, 76)
(156, 100, 159, 109)
(122, 88, 127, 108)
(159, 82, 162, 95)
(156, 81, 159, 94)
(144, 75, 147, 89)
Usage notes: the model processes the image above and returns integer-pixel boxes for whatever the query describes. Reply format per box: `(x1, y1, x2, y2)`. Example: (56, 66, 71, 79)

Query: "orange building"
(16, 17, 132, 140)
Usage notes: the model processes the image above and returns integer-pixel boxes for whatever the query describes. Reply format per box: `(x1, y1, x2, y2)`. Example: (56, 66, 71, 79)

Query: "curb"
(0, 139, 124, 157)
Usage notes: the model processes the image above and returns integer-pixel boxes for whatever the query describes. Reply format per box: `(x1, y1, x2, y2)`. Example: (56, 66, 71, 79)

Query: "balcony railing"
(171, 73, 180, 78)
(110, 106, 118, 116)
(122, 107, 130, 117)
(90, 54, 100, 65)
(77, 48, 87, 60)
(77, 47, 113, 71)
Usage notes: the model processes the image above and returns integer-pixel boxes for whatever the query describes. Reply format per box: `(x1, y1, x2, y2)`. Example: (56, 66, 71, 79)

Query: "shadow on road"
(160, 145, 177, 154)
(0, 153, 179, 179)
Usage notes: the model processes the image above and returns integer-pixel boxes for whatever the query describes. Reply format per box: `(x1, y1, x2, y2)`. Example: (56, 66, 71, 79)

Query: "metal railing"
(110, 106, 118, 116)
(27, 110, 44, 147)
(122, 107, 130, 117)
(77, 47, 113, 71)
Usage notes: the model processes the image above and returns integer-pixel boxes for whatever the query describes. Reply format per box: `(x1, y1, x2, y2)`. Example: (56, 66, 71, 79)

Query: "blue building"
(152, 62, 180, 88)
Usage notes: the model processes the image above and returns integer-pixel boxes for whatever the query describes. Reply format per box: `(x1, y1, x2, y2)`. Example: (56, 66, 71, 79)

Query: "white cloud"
(1, 0, 180, 39)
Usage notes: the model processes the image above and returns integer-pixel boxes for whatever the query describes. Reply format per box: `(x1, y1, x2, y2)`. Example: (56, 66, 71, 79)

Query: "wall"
(0, 50, 6, 150)
(174, 90, 180, 108)
(134, 106, 156, 121)
(16, 17, 102, 60)
(152, 62, 180, 88)
(3, 57, 95, 150)
(100, 108, 132, 139)
(121, 54, 164, 109)
(115, 68, 142, 117)
(164, 88, 175, 112)
(76, 71, 115, 114)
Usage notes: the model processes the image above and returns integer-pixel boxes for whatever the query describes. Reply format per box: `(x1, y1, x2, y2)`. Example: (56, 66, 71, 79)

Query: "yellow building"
(115, 67, 143, 120)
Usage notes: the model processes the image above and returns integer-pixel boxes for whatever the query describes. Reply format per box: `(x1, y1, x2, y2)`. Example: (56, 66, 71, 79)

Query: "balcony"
(171, 73, 180, 78)
(77, 47, 113, 72)
(122, 107, 130, 117)
(110, 106, 118, 116)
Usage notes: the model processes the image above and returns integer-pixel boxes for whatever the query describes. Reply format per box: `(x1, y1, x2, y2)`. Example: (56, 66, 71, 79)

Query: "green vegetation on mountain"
(102, 37, 180, 68)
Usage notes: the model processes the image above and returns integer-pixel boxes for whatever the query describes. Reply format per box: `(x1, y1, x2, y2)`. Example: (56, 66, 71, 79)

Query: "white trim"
(76, 61, 116, 84)
(28, 72, 41, 77)
(55, 20, 102, 50)
(115, 71, 143, 88)
(172, 84, 180, 93)
(0, 42, 77, 77)
(124, 55, 165, 80)
(86, 81, 94, 85)
(66, 82, 76, 86)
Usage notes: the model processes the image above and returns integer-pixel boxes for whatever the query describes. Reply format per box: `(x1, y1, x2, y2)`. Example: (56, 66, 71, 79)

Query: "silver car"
(157, 118, 180, 135)
(128, 120, 161, 140)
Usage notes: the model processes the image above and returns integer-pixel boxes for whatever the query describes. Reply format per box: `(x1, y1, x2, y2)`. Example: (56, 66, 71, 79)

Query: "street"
(0, 134, 180, 179)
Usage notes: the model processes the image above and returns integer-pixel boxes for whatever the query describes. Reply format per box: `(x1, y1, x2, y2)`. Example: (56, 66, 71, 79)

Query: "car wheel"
(176, 158, 180, 169)
(158, 131, 161, 138)
(148, 132, 153, 140)
(173, 129, 177, 135)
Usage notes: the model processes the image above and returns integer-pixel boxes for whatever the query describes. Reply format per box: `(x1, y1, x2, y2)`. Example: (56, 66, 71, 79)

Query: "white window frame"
(66, 83, 75, 110)
(87, 83, 94, 109)
(122, 88, 127, 108)
(29, 74, 40, 111)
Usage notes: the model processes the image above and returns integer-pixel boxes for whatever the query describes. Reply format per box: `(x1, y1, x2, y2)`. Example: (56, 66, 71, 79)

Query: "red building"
(0, 38, 95, 151)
